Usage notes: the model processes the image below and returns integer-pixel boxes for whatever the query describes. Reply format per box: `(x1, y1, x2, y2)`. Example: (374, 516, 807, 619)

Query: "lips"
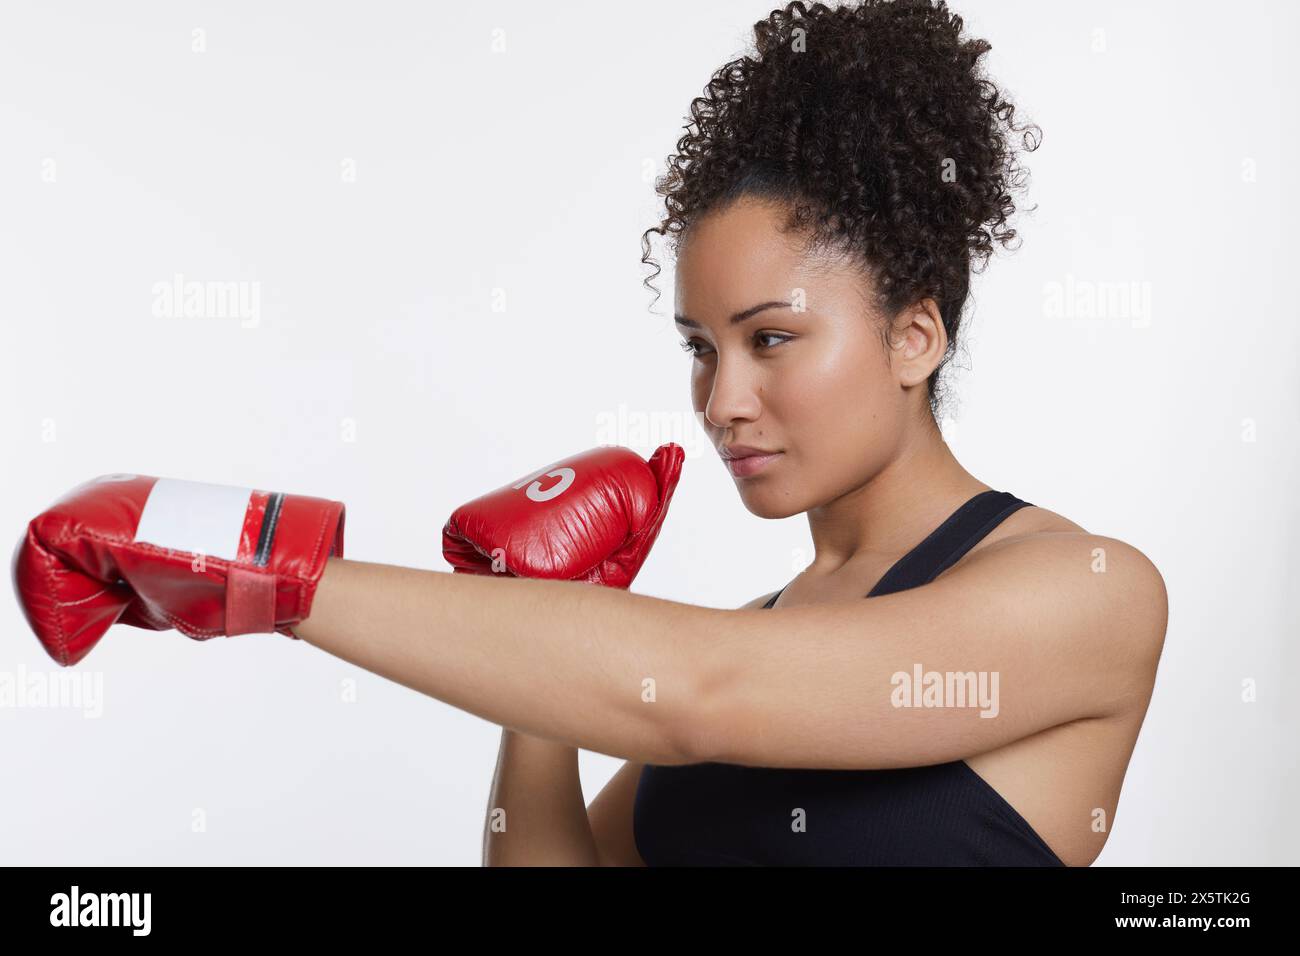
(720, 446, 783, 478)
(720, 444, 779, 460)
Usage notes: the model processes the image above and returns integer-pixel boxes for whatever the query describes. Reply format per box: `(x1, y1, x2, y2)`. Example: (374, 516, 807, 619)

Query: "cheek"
(785, 333, 890, 419)
(774, 335, 903, 491)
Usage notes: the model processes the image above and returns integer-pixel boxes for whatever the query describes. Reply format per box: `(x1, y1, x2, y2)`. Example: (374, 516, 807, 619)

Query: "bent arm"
(586, 759, 648, 866)
(294, 558, 717, 765)
(483, 729, 599, 866)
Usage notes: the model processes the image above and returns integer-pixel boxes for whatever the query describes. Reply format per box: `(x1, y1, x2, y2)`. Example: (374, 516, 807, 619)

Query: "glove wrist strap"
(225, 565, 277, 636)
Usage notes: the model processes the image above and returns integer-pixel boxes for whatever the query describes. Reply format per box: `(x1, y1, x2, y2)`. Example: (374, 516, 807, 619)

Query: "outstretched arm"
(294, 558, 715, 766)
(694, 532, 1168, 769)
(295, 533, 1167, 773)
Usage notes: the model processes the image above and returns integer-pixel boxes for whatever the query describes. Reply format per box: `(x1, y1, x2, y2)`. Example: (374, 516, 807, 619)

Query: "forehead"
(674, 199, 869, 317)
(674, 200, 806, 295)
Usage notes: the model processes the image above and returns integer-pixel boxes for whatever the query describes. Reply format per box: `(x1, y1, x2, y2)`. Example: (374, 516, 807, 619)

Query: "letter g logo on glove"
(513, 465, 577, 503)
(442, 443, 684, 588)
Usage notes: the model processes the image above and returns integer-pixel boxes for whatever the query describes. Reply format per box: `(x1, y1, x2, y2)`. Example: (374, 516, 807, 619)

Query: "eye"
(753, 331, 792, 350)
(679, 332, 792, 359)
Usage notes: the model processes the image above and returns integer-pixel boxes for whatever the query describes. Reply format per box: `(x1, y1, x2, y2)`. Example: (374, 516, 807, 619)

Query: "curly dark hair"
(641, 0, 1041, 421)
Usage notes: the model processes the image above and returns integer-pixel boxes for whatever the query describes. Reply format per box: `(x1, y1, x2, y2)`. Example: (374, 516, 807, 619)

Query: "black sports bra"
(633, 490, 1066, 866)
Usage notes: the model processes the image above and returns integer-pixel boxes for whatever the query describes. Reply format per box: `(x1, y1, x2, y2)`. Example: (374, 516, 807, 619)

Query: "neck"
(803, 422, 990, 572)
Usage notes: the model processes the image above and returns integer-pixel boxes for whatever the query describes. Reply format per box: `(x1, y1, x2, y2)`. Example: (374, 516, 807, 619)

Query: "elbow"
(654, 626, 736, 767)
(655, 706, 719, 768)
(656, 709, 712, 767)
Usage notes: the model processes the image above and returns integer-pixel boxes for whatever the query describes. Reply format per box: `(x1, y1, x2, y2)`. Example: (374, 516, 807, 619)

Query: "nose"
(701, 352, 762, 431)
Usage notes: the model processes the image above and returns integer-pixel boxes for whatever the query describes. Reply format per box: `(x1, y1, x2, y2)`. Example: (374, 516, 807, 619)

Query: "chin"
(736, 485, 806, 520)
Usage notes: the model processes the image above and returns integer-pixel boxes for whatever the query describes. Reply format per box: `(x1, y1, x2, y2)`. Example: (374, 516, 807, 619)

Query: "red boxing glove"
(12, 473, 345, 667)
(442, 444, 684, 587)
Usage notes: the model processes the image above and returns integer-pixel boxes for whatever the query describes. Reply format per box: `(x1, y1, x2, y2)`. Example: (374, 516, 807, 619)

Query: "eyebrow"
(674, 300, 793, 329)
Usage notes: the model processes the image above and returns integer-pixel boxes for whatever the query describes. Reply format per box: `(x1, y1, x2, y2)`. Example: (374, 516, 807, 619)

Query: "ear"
(886, 297, 948, 388)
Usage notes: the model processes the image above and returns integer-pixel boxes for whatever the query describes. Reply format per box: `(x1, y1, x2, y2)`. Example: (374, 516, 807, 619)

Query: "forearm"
(483, 730, 597, 866)
(294, 558, 707, 764)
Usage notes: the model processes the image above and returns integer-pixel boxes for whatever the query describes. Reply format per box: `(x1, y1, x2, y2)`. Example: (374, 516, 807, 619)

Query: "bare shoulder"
(997, 502, 1090, 539)
(984, 503, 1166, 614)
(955, 525, 1169, 675)
(981, 499, 1165, 619)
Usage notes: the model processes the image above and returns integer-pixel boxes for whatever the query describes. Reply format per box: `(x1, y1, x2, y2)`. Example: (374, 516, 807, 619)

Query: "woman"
(320, 0, 1165, 866)
(15, 0, 1167, 867)
(619, 0, 1172, 867)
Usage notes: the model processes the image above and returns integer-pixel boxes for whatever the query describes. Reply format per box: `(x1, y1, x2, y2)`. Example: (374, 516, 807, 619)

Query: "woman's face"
(674, 198, 942, 519)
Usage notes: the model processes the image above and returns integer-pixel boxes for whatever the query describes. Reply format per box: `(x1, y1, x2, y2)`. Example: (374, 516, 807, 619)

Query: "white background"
(1, 0, 1296, 866)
